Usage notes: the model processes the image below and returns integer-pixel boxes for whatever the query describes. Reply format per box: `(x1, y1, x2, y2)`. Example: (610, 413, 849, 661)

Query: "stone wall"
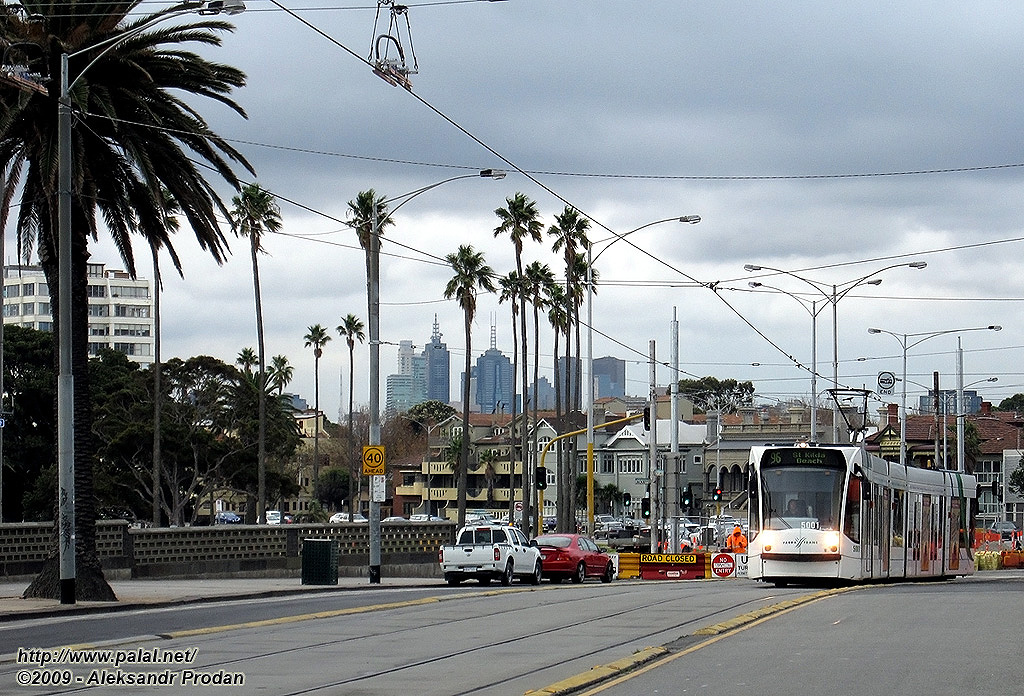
(0, 521, 456, 579)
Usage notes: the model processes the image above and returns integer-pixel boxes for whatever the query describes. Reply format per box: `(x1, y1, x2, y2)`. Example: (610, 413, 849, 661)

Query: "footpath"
(0, 575, 440, 621)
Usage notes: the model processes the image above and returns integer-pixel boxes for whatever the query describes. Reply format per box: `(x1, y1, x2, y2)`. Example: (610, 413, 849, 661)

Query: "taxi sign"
(362, 445, 386, 476)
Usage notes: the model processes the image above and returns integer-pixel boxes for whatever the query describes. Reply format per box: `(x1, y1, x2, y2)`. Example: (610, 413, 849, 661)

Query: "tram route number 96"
(640, 554, 699, 565)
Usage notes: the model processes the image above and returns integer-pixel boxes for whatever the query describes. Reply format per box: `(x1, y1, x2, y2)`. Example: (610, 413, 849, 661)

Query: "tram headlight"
(823, 531, 840, 553)
(761, 531, 776, 552)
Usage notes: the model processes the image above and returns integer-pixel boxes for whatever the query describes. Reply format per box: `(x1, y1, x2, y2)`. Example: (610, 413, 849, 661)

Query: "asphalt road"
(0, 578, 807, 695)
(2, 574, 1019, 696)
(575, 573, 1024, 696)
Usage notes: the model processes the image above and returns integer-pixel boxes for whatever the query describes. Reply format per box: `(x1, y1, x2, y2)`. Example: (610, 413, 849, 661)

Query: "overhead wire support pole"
(364, 171, 505, 583)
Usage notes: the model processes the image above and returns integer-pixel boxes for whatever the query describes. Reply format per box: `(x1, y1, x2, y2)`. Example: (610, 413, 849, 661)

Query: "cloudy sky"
(84, 1, 1024, 422)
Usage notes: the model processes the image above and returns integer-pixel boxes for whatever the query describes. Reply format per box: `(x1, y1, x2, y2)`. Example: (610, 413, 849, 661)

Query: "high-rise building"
(385, 340, 427, 415)
(423, 315, 450, 403)
(593, 355, 626, 399)
(472, 325, 513, 414)
(3, 263, 154, 366)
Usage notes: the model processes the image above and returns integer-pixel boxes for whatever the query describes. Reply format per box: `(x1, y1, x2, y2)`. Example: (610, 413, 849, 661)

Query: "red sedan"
(534, 534, 615, 584)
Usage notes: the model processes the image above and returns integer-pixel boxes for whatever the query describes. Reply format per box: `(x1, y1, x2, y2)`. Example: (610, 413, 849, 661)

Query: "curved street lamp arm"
(591, 215, 700, 265)
(379, 170, 506, 226)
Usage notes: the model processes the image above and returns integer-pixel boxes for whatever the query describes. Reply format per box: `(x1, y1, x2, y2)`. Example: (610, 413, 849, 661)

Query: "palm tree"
(230, 183, 282, 524)
(150, 188, 181, 528)
(303, 324, 331, 498)
(444, 244, 496, 527)
(548, 207, 591, 410)
(3, 3, 250, 601)
(479, 449, 499, 504)
(546, 283, 570, 531)
(337, 314, 365, 520)
(268, 355, 294, 395)
(524, 261, 555, 516)
(346, 189, 394, 282)
(493, 193, 543, 534)
(236, 347, 258, 375)
(497, 271, 524, 520)
(567, 252, 592, 410)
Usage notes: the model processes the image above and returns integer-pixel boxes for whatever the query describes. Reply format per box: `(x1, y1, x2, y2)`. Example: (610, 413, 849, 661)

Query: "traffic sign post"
(877, 371, 896, 396)
(362, 445, 385, 476)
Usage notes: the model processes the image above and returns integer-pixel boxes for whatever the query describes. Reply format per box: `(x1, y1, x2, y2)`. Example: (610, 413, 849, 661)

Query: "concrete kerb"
(524, 647, 669, 696)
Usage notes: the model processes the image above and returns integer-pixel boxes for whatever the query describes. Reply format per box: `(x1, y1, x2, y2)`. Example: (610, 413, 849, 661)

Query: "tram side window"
(844, 476, 861, 543)
(892, 490, 905, 547)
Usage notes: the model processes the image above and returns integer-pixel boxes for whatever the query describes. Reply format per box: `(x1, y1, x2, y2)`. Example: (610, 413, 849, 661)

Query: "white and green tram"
(747, 443, 976, 586)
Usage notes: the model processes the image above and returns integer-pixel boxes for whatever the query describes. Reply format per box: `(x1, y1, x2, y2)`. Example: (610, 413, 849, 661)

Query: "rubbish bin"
(301, 538, 338, 585)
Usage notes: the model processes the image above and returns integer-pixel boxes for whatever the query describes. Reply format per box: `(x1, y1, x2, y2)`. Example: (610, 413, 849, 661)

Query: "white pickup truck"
(438, 524, 543, 586)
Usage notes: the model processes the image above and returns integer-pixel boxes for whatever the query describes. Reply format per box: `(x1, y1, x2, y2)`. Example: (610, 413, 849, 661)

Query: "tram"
(747, 443, 976, 586)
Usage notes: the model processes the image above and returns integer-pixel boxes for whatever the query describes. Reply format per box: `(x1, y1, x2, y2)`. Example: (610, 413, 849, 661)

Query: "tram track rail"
(0, 582, 819, 695)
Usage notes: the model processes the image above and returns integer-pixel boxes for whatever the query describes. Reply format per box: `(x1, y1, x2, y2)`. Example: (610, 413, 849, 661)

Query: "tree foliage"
(406, 400, 456, 431)
(677, 377, 755, 414)
(995, 394, 1024, 413)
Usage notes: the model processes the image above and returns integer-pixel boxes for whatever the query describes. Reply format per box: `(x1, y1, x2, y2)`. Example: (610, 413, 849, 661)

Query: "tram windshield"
(760, 463, 845, 532)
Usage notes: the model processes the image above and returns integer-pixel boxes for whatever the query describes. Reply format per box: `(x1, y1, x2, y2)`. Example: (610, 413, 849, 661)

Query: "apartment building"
(3, 263, 154, 367)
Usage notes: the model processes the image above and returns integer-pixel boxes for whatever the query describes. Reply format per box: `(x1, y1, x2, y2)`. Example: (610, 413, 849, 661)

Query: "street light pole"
(748, 282, 825, 440)
(55, 0, 245, 605)
(364, 170, 505, 583)
(868, 325, 1000, 470)
(585, 215, 700, 535)
(744, 261, 926, 442)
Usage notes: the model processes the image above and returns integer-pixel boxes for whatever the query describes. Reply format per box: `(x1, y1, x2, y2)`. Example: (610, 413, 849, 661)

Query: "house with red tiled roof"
(864, 402, 1024, 527)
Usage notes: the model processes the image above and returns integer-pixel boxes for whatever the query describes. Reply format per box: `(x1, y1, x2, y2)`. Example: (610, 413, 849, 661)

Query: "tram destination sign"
(764, 447, 844, 468)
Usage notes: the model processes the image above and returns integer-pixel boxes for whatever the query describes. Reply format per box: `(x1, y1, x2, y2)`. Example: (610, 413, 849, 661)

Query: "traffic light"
(622, 492, 632, 507)
(712, 487, 722, 502)
(682, 484, 693, 508)
(536, 467, 548, 490)
(641, 496, 651, 519)
(642, 406, 651, 430)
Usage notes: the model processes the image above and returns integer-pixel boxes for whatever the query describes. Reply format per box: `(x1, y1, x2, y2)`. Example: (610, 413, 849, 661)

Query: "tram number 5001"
(801, 520, 820, 530)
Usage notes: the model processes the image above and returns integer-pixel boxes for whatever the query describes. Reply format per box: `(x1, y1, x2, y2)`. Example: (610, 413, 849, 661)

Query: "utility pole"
(649, 340, 658, 553)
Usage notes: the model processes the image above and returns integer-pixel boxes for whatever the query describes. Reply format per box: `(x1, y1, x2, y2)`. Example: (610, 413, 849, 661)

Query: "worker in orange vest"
(725, 525, 748, 554)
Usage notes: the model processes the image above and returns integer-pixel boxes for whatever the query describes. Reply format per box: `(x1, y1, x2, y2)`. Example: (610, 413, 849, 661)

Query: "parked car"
(533, 533, 614, 584)
(329, 512, 369, 523)
(265, 510, 282, 525)
(595, 514, 624, 536)
(382, 516, 406, 523)
(989, 520, 1019, 540)
(215, 511, 241, 525)
(438, 523, 542, 585)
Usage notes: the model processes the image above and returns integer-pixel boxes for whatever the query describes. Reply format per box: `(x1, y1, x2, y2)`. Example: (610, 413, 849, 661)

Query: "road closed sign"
(362, 445, 385, 476)
(711, 553, 736, 578)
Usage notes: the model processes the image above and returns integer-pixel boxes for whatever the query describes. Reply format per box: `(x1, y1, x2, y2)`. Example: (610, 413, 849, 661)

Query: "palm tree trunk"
(348, 344, 356, 521)
(151, 245, 163, 526)
(553, 326, 565, 532)
(458, 311, 472, 526)
(531, 299, 541, 533)
(507, 302, 518, 521)
(251, 236, 267, 523)
(313, 351, 321, 500)
(519, 277, 531, 534)
(24, 213, 114, 601)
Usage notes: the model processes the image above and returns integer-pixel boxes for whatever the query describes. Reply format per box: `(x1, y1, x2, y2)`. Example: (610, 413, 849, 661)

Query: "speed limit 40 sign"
(362, 445, 386, 476)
